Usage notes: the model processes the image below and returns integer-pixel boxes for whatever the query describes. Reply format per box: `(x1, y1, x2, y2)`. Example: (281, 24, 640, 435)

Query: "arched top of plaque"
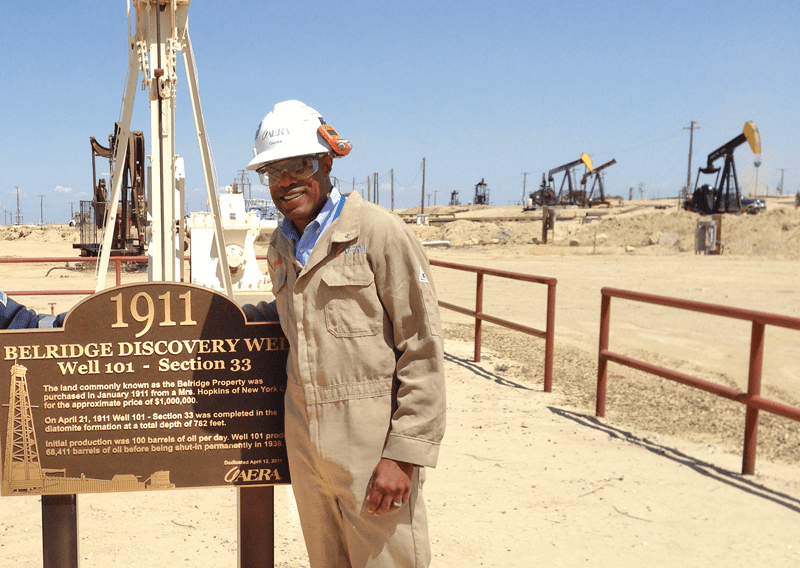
(64, 282, 252, 341)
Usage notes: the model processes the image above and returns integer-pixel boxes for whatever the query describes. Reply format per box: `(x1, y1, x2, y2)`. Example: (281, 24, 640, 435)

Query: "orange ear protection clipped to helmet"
(318, 124, 352, 157)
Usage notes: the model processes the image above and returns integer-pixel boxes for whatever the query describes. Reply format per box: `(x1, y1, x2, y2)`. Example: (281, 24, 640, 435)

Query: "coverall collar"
(277, 190, 364, 277)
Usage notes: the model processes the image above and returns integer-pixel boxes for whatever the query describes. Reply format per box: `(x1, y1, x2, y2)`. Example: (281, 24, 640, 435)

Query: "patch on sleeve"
(418, 266, 429, 284)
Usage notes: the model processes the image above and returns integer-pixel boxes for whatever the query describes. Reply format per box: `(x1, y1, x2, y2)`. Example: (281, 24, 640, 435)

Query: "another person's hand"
(365, 458, 413, 516)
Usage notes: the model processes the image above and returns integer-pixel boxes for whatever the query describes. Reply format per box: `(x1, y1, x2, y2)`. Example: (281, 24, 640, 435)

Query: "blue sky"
(1, 1, 797, 223)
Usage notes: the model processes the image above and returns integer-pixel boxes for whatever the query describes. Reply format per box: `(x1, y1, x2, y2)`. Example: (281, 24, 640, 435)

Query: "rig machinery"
(474, 178, 489, 205)
(75, 125, 148, 257)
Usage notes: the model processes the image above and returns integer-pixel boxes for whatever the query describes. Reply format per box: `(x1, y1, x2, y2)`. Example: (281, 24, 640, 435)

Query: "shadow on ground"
(549, 406, 800, 515)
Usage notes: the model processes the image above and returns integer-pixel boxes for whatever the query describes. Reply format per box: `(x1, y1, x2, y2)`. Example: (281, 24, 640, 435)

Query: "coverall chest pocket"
(321, 264, 383, 338)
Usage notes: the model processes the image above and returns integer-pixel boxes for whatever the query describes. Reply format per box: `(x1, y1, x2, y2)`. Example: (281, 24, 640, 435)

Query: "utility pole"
(374, 173, 379, 205)
(366, 176, 370, 202)
(683, 121, 700, 197)
(433, 188, 439, 206)
(39, 195, 45, 225)
(521, 172, 530, 205)
(420, 158, 426, 214)
(15, 186, 22, 225)
(390, 169, 394, 211)
(778, 169, 786, 195)
(235, 169, 251, 200)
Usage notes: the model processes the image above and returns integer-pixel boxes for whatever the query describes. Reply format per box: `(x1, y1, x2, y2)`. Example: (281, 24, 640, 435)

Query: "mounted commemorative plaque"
(0, 282, 289, 496)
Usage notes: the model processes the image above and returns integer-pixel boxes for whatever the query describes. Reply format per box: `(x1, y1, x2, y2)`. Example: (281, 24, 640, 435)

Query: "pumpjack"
(580, 158, 616, 207)
(684, 121, 764, 214)
(526, 153, 593, 208)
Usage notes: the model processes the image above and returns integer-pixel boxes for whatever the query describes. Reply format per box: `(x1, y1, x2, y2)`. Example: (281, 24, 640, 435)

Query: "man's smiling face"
(269, 154, 333, 232)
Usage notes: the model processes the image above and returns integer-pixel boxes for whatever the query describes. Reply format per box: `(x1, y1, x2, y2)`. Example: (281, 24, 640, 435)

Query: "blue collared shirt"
(279, 185, 345, 266)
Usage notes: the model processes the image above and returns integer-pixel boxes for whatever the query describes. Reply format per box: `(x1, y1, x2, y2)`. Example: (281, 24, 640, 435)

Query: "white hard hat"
(246, 100, 351, 171)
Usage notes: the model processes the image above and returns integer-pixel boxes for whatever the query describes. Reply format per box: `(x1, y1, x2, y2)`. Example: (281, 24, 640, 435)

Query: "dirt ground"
(1, 196, 800, 566)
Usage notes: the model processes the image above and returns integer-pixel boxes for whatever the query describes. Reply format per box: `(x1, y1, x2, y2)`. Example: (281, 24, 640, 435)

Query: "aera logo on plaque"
(0, 282, 289, 496)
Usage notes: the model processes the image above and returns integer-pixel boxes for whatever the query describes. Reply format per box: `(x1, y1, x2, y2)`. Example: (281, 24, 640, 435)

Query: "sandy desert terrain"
(1, 196, 799, 567)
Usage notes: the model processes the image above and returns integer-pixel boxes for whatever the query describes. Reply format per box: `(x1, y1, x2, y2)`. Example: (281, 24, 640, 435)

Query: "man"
(0, 291, 65, 329)
(243, 100, 446, 567)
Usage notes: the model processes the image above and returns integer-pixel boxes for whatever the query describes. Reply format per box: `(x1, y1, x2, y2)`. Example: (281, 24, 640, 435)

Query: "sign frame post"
(42, 495, 79, 568)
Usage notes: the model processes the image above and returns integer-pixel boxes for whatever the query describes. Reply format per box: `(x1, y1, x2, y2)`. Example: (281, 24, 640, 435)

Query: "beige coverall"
(266, 191, 446, 567)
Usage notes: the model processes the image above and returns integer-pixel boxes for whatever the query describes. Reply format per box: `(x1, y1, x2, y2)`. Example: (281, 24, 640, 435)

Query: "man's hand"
(366, 458, 414, 516)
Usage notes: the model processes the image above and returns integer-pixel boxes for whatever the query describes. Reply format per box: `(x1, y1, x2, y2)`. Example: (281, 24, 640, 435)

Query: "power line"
(591, 130, 685, 158)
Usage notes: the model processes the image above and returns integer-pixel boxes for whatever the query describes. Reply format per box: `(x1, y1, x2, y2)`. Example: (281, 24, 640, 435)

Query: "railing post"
(543, 282, 556, 392)
(742, 321, 765, 475)
(115, 258, 122, 286)
(474, 272, 484, 362)
(596, 291, 611, 417)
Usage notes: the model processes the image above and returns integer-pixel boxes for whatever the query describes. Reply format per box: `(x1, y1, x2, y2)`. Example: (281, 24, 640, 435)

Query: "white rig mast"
(96, 0, 232, 295)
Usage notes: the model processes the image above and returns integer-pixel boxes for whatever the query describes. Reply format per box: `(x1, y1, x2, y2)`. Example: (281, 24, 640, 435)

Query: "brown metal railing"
(2, 256, 148, 299)
(429, 259, 556, 392)
(4, 255, 560, 390)
(596, 286, 800, 475)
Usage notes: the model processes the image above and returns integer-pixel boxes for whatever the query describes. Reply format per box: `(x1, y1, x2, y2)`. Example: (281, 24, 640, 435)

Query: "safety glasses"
(257, 155, 320, 186)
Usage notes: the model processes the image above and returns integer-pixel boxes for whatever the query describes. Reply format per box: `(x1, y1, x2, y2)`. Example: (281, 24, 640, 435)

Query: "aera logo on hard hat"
(246, 100, 351, 172)
(262, 128, 290, 141)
